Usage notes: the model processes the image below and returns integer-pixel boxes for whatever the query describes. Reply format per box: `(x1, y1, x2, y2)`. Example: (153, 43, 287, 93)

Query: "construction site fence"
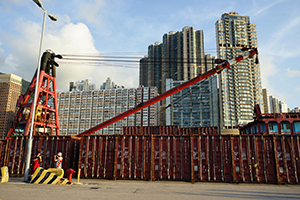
(1, 134, 300, 184)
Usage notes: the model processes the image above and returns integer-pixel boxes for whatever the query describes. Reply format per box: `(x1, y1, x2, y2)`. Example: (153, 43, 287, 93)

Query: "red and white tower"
(6, 50, 62, 138)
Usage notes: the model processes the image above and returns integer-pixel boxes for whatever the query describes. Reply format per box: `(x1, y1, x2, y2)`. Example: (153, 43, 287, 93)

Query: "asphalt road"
(1, 178, 300, 200)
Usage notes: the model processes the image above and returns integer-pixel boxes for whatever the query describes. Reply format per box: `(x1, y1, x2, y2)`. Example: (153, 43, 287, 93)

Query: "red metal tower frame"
(6, 51, 61, 138)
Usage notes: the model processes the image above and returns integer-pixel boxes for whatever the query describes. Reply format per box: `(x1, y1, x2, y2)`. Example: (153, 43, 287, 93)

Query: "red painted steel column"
(295, 136, 300, 183)
(150, 134, 154, 181)
(190, 136, 195, 182)
(222, 136, 233, 182)
(290, 122, 294, 135)
(199, 136, 203, 181)
(214, 136, 223, 182)
(17, 137, 25, 175)
(261, 136, 268, 182)
(263, 136, 276, 183)
(290, 136, 298, 183)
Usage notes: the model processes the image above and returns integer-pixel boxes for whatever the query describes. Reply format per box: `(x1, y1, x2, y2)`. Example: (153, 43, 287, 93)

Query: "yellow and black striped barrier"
(30, 167, 72, 185)
(0, 166, 9, 182)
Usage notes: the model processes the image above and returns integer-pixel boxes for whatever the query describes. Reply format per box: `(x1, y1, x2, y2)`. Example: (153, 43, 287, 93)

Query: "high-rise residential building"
(0, 74, 22, 139)
(148, 42, 163, 94)
(58, 86, 159, 135)
(269, 96, 280, 113)
(69, 79, 95, 91)
(140, 26, 211, 95)
(140, 26, 215, 126)
(135, 86, 159, 126)
(215, 12, 264, 130)
(262, 88, 271, 113)
(290, 107, 300, 113)
(100, 77, 123, 89)
(279, 101, 288, 113)
(139, 56, 149, 88)
(165, 77, 218, 127)
(263, 91, 288, 114)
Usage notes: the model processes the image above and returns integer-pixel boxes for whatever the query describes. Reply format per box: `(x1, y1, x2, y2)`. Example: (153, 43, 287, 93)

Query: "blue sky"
(0, 0, 299, 109)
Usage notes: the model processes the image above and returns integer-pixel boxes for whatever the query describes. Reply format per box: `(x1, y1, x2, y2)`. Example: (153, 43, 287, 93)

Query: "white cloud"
(259, 54, 300, 108)
(0, 15, 139, 92)
(259, 55, 279, 89)
(267, 16, 300, 57)
(295, 87, 300, 93)
(254, 0, 286, 16)
(0, 42, 5, 66)
(286, 67, 300, 78)
(76, 0, 106, 25)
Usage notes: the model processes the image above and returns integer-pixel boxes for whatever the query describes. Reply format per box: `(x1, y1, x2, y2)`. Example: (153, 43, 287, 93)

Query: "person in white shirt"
(54, 152, 63, 169)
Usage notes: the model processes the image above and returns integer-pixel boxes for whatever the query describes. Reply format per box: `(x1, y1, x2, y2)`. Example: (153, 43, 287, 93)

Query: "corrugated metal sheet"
(2, 131, 300, 184)
(0, 136, 80, 176)
(78, 135, 115, 179)
(122, 126, 217, 136)
(76, 134, 300, 184)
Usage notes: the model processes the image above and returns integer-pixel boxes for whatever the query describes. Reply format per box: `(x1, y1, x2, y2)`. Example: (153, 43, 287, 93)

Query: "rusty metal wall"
(122, 126, 218, 136)
(2, 133, 300, 184)
(0, 136, 80, 176)
(77, 134, 300, 184)
(78, 135, 115, 179)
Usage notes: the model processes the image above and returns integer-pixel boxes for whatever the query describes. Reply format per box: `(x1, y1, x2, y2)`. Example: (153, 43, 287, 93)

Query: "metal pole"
(24, 10, 47, 182)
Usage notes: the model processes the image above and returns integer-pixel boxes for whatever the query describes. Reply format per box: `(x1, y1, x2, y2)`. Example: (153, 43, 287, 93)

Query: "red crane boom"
(76, 48, 258, 137)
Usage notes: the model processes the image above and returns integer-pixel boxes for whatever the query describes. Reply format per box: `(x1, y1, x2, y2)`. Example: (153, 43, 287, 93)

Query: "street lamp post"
(24, 0, 57, 182)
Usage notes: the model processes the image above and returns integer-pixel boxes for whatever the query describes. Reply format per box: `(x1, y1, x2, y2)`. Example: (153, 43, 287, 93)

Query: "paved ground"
(1, 177, 300, 200)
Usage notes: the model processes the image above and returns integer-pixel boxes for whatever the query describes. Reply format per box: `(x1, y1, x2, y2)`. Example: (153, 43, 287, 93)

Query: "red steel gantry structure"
(5, 48, 257, 139)
(6, 50, 62, 138)
(76, 48, 258, 137)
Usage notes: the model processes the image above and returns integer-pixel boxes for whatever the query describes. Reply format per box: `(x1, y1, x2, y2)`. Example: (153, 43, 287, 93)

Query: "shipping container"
(292, 136, 300, 183)
(274, 136, 298, 184)
(190, 136, 223, 182)
(180, 127, 218, 136)
(263, 136, 277, 183)
(239, 136, 251, 182)
(273, 136, 288, 183)
(37, 136, 79, 172)
(123, 126, 141, 135)
(213, 136, 223, 182)
(114, 135, 134, 179)
(78, 135, 115, 179)
(75, 134, 300, 184)
(3, 133, 300, 184)
(5, 137, 28, 175)
(143, 136, 152, 179)
(0, 136, 79, 176)
(222, 135, 233, 182)
(160, 126, 180, 136)
(285, 136, 298, 184)
(231, 136, 242, 182)
(10, 137, 25, 175)
(253, 136, 267, 183)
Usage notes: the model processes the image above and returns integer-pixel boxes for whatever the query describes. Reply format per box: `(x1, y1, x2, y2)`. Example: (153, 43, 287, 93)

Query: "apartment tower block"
(216, 12, 264, 130)
(0, 74, 22, 139)
(58, 86, 159, 135)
